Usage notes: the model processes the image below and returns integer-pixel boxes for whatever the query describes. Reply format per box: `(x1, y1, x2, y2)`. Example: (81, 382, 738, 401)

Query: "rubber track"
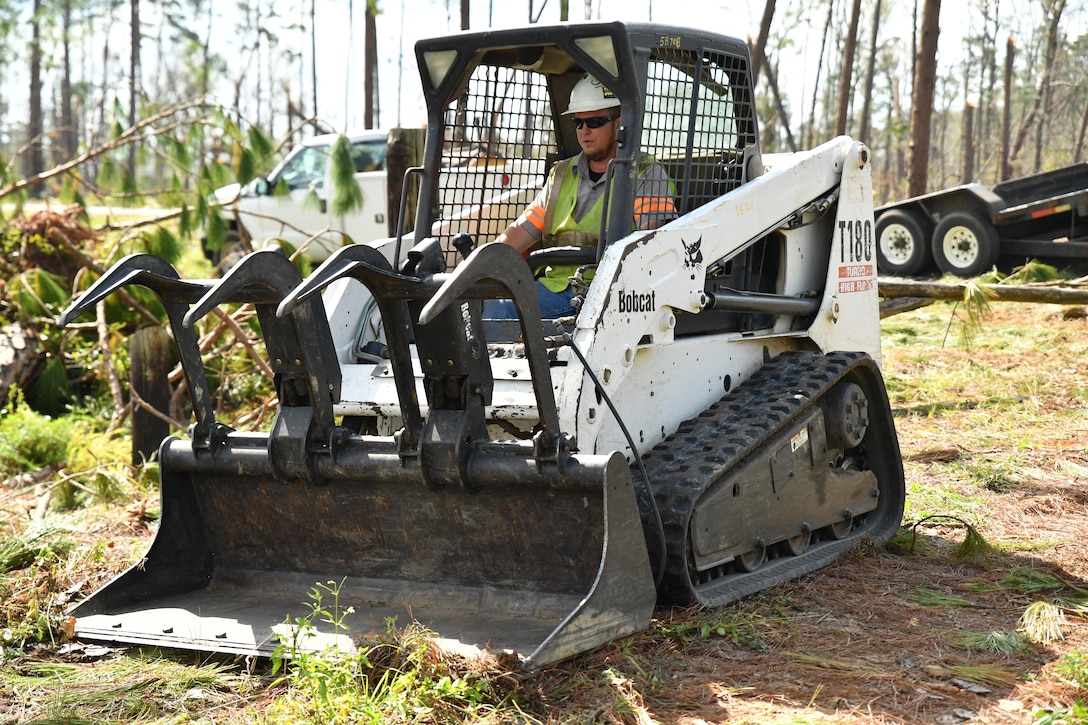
(637, 350, 902, 607)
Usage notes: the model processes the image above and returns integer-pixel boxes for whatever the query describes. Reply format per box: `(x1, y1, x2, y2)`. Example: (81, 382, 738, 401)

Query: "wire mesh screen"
(643, 48, 756, 215)
(433, 66, 556, 263)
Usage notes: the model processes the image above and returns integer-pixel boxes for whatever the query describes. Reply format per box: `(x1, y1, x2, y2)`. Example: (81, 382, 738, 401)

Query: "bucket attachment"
(62, 244, 656, 668)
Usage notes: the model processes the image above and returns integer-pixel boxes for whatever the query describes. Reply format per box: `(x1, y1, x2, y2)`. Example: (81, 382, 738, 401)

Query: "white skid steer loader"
(61, 21, 905, 669)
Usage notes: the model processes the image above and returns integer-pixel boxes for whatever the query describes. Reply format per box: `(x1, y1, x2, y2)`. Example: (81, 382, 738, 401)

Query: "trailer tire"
(931, 211, 999, 278)
(875, 209, 931, 276)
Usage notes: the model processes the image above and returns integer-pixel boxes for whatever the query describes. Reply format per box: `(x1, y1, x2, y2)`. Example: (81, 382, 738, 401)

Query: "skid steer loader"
(60, 21, 905, 669)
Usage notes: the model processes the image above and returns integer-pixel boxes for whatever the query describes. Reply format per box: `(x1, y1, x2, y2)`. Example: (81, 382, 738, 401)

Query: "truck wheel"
(931, 211, 999, 278)
(215, 231, 250, 276)
(875, 209, 930, 276)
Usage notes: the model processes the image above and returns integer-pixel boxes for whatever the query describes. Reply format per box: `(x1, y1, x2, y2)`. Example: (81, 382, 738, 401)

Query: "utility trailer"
(875, 163, 1088, 277)
(60, 21, 905, 669)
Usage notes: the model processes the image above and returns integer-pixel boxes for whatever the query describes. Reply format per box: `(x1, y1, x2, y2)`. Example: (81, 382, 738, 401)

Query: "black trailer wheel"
(875, 208, 931, 275)
(931, 211, 999, 277)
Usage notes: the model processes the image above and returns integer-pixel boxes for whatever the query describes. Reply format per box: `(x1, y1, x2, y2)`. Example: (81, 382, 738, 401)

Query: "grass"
(0, 654, 259, 723)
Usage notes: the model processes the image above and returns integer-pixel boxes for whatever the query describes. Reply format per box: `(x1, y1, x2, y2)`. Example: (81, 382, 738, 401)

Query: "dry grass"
(1, 301, 1087, 724)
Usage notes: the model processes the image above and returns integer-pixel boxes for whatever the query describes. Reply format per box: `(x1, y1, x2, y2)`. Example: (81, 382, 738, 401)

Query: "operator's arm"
(495, 221, 538, 254)
(494, 174, 551, 253)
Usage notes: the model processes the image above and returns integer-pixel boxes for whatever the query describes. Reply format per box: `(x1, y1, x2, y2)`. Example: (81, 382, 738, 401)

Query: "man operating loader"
(484, 73, 677, 319)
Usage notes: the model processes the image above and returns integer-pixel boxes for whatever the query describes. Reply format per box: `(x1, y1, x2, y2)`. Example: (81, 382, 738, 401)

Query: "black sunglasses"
(572, 114, 619, 130)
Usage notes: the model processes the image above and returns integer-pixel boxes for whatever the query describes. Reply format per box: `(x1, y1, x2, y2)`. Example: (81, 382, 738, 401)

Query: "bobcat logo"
(682, 236, 703, 272)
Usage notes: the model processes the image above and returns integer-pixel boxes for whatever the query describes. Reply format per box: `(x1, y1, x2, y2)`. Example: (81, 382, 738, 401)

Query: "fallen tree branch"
(878, 279, 1088, 305)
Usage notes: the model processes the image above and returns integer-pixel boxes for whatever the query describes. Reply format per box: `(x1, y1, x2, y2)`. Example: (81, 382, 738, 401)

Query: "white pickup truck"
(204, 129, 544, 270)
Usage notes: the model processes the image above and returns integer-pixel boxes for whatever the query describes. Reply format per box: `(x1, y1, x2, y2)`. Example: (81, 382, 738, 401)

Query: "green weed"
(1035, 701, 1088, 722)
(1056, 651, 1088, 690)
(0, 523, 74, 651)
(0, 390, 77, 477)
(266, 579, 510, 724)
(655, 610, 766, 650)
(1036, 701, 1088, 725)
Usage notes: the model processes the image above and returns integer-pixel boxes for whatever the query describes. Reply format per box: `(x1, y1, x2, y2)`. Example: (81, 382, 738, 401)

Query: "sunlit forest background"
(0, 0, 1084, 208)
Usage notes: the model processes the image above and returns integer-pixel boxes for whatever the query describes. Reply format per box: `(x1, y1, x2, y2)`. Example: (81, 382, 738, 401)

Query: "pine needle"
(906, 587, 975, 608)
(998, 568, 1065, 593)
(902, 515, 993, 560)
(1019, 601, 1066, 645)
(953, 522, 995, 560)
(955, 279, 996, 349)
(0, 522, 72, 573)
(949, 664, 1020, 688)
(947, 630, 1029, 655)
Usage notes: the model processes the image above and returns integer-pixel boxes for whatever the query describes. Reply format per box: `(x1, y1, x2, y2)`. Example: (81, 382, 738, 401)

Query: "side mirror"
(255, 176, 270, 195)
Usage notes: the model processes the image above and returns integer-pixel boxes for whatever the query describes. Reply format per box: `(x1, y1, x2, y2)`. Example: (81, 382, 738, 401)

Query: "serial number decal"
(791, 426, 809, 453)
(657, 34, 682, 49)
(618, 289, 657, 313)
(838, 219, 873, 264)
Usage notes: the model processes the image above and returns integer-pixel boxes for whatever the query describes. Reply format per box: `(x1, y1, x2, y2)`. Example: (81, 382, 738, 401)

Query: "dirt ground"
(2, 301, 1087, 724)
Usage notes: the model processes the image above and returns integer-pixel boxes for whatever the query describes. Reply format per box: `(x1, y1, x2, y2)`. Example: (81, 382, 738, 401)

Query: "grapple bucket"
(61, 245, 656, 668)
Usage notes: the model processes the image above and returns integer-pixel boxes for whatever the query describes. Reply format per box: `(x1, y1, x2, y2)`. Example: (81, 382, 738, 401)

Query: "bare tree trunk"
(895, 76, 907, 196)
(750, 0, 776, 82)
(60, 0, 75, 163)
(857, 0, 883, 144)
(1012, 0, 1065, 172)
(365, 1, 378, 128)
(28, 0, 45, 195)
(961, 102, 975, 182)
(1033, 0, 1066, 173)
(311, 0, 318, 120)
(1000, 35, 1014, 180)
(97, 0, 113, 158)
(0, 323, 45, 409)
(806, 0, 835, 148)
(130, 326, 171, 465)
(1075, 98, 1088, 161)
(461, 0, 470, 29)
(128, 0, 140, 183)
(979, 0, 1000, 181)
(907, 0, 940, 197)
(835, 0, 863, 137)
(759, 55, 796, 151)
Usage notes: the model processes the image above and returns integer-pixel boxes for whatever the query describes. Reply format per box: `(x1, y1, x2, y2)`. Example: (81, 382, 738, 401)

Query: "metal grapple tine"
(58, 253, 209, 325)
(58, 253, 221, 445)
(276, 244, 389, 316)
(278, 243, 424, 451)
(419, 242, 562, 452)
(184, 248, 342, 442)
(182, 248, 301, 327)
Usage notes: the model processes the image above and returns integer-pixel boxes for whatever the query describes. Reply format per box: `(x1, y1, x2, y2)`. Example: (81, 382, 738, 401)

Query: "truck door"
(253, 141, 335, 253)
(331, 138, 389, 245)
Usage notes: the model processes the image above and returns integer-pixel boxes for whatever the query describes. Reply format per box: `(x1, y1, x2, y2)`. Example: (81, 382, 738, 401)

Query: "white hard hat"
(563, 74, 621, 115)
